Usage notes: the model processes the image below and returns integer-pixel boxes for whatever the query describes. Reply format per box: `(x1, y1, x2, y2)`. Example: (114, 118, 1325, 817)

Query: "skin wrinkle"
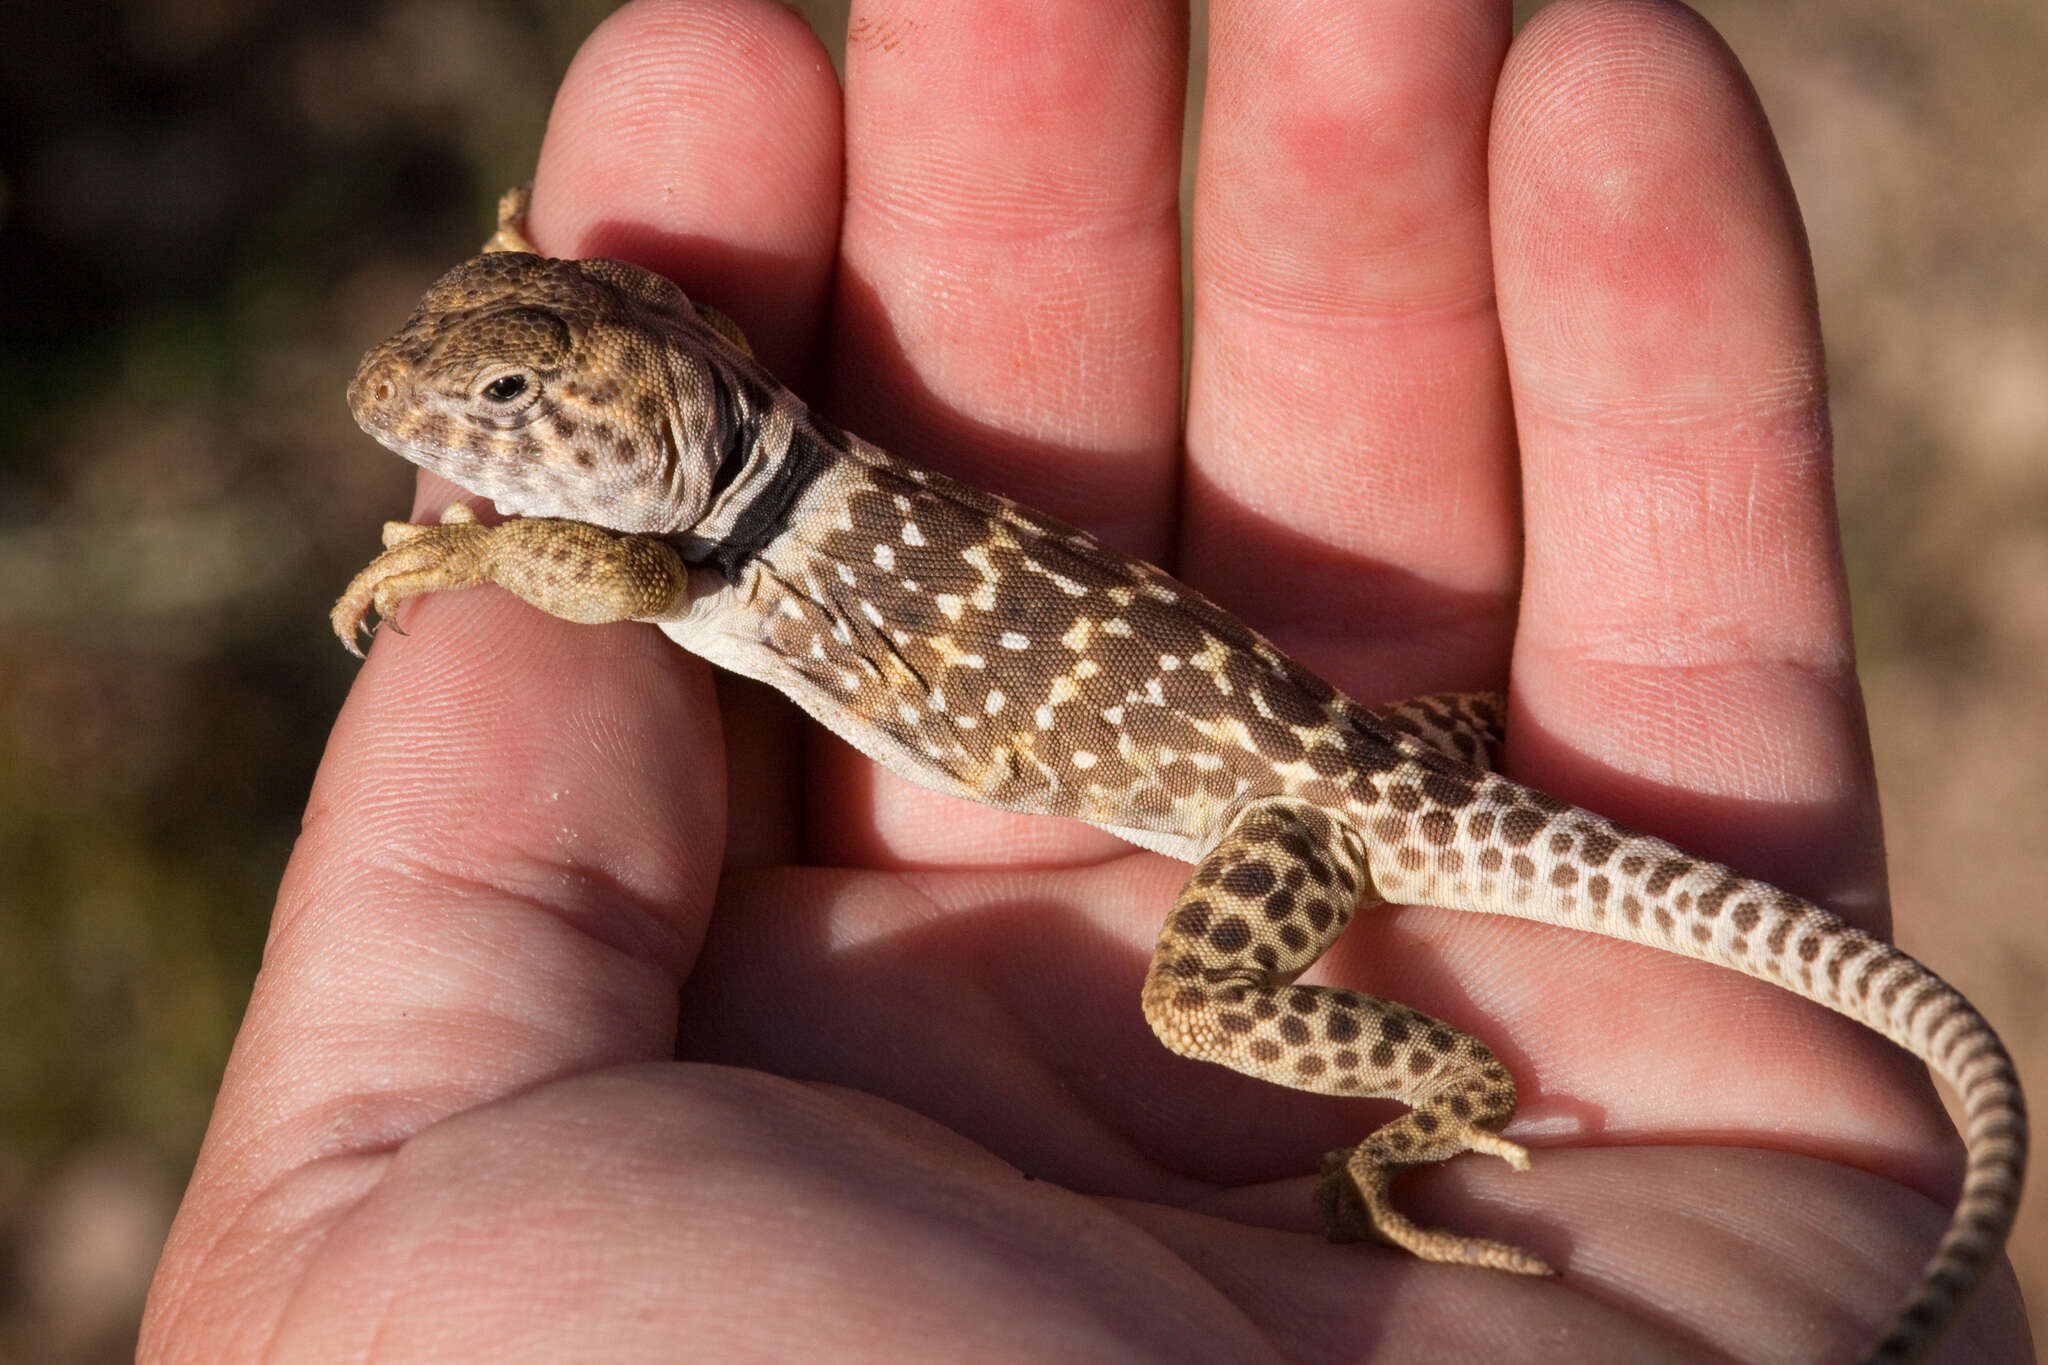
(1196, 275, 1503, 339)
(1513, 367, 1829, 428)
(1529, 660, 1867, 801)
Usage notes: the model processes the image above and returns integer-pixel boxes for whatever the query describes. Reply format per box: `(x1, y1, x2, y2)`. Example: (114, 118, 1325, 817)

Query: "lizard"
(332, 186, 2025, 1364)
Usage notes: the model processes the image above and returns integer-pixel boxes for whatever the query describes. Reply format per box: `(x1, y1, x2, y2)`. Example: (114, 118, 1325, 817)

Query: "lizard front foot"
(331, 503, 688, 657)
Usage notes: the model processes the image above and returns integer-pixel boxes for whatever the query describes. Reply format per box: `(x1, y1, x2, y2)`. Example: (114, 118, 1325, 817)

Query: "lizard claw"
(330, 507, 494, 657)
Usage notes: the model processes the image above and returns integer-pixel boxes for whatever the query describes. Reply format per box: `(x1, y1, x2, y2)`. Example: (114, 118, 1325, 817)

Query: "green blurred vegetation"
(2, 2, 2043, 1362)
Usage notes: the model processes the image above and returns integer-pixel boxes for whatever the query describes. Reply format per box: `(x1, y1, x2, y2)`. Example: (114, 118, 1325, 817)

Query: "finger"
(1475, 0, 1948, 1166)
(1497, 0, 1873, 908)
(1183, 0, 1519, 702)
(167, 0, 841, 1237)
(529, 0, 844, 382)
(406, 0, 846, 867)
(526, 0, 848, 869)
(812, 0, 1188, 866)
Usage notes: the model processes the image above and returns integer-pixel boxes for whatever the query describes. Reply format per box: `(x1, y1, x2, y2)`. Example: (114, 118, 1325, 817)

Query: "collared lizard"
(332, 187, 2025, 1364)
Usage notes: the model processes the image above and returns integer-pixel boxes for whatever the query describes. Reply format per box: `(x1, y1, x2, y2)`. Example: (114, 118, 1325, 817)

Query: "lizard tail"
(1857, 973, 2024, 1363)
(1379, 766, 2027, 1364)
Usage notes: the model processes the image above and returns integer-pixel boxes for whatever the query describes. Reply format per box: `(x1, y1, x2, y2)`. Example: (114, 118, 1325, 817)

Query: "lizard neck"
(690, 411, 844, 583)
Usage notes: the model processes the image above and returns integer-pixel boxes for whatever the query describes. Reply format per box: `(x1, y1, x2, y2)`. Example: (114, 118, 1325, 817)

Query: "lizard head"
(349, 250, 765, 536)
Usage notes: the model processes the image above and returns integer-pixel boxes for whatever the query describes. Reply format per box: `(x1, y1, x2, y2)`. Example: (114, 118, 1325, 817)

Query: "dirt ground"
(0, 1, 2040, 1360)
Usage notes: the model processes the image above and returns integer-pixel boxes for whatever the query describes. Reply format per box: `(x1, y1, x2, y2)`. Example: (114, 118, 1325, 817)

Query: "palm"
(143, 2, 2025, 1362)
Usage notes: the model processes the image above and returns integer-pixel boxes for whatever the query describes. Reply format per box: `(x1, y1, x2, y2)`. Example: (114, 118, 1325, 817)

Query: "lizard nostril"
(348, 357, 398, 421)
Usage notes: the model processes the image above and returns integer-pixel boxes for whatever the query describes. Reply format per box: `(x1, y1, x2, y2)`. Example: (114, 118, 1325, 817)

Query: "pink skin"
(142, 1, 2027, 1361)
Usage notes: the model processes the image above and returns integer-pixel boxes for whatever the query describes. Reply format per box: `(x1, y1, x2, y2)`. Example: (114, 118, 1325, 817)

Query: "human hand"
(142, 1, 2027, 1360)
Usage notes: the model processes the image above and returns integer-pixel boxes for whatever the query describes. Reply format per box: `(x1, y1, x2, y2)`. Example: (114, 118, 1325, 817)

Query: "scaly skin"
(332, 189, 2026, 1365)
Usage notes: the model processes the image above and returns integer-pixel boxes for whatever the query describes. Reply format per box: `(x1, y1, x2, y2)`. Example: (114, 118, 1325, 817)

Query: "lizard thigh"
(1363, 690, 1505, 771)
(1140, 795, 1550, 1276)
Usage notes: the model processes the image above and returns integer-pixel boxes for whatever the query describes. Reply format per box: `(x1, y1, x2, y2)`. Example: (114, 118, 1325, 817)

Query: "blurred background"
(0, 1, 2040, 1360)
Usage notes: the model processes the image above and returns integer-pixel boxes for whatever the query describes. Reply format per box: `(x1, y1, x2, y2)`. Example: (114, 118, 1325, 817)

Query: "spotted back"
(691, 431, 1496, 858)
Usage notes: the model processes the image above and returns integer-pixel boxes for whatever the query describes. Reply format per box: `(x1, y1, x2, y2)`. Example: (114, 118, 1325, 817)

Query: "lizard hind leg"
(484, 185, 538, 254)
(1364, 690, 1506, 772)
(1140, 795, 1551, 1276)
(479, 183, 754, 360)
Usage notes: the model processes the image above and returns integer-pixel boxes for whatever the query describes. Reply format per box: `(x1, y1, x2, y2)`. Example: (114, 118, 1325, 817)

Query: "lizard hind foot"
(484, 184, 537, 254)
(1315, 1118, 1554, 1277)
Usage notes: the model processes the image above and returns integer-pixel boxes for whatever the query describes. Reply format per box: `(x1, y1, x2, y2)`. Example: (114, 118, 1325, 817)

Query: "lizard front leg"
(331, 503, 689, 657)
(1141, 795, 1549, 1276)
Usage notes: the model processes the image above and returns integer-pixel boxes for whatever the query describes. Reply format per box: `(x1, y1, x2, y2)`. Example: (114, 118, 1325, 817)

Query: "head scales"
(348, 251, 750, 535)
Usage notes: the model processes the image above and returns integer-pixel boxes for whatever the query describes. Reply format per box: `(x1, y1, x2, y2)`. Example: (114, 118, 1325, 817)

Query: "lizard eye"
(480, 373, 529, 403)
